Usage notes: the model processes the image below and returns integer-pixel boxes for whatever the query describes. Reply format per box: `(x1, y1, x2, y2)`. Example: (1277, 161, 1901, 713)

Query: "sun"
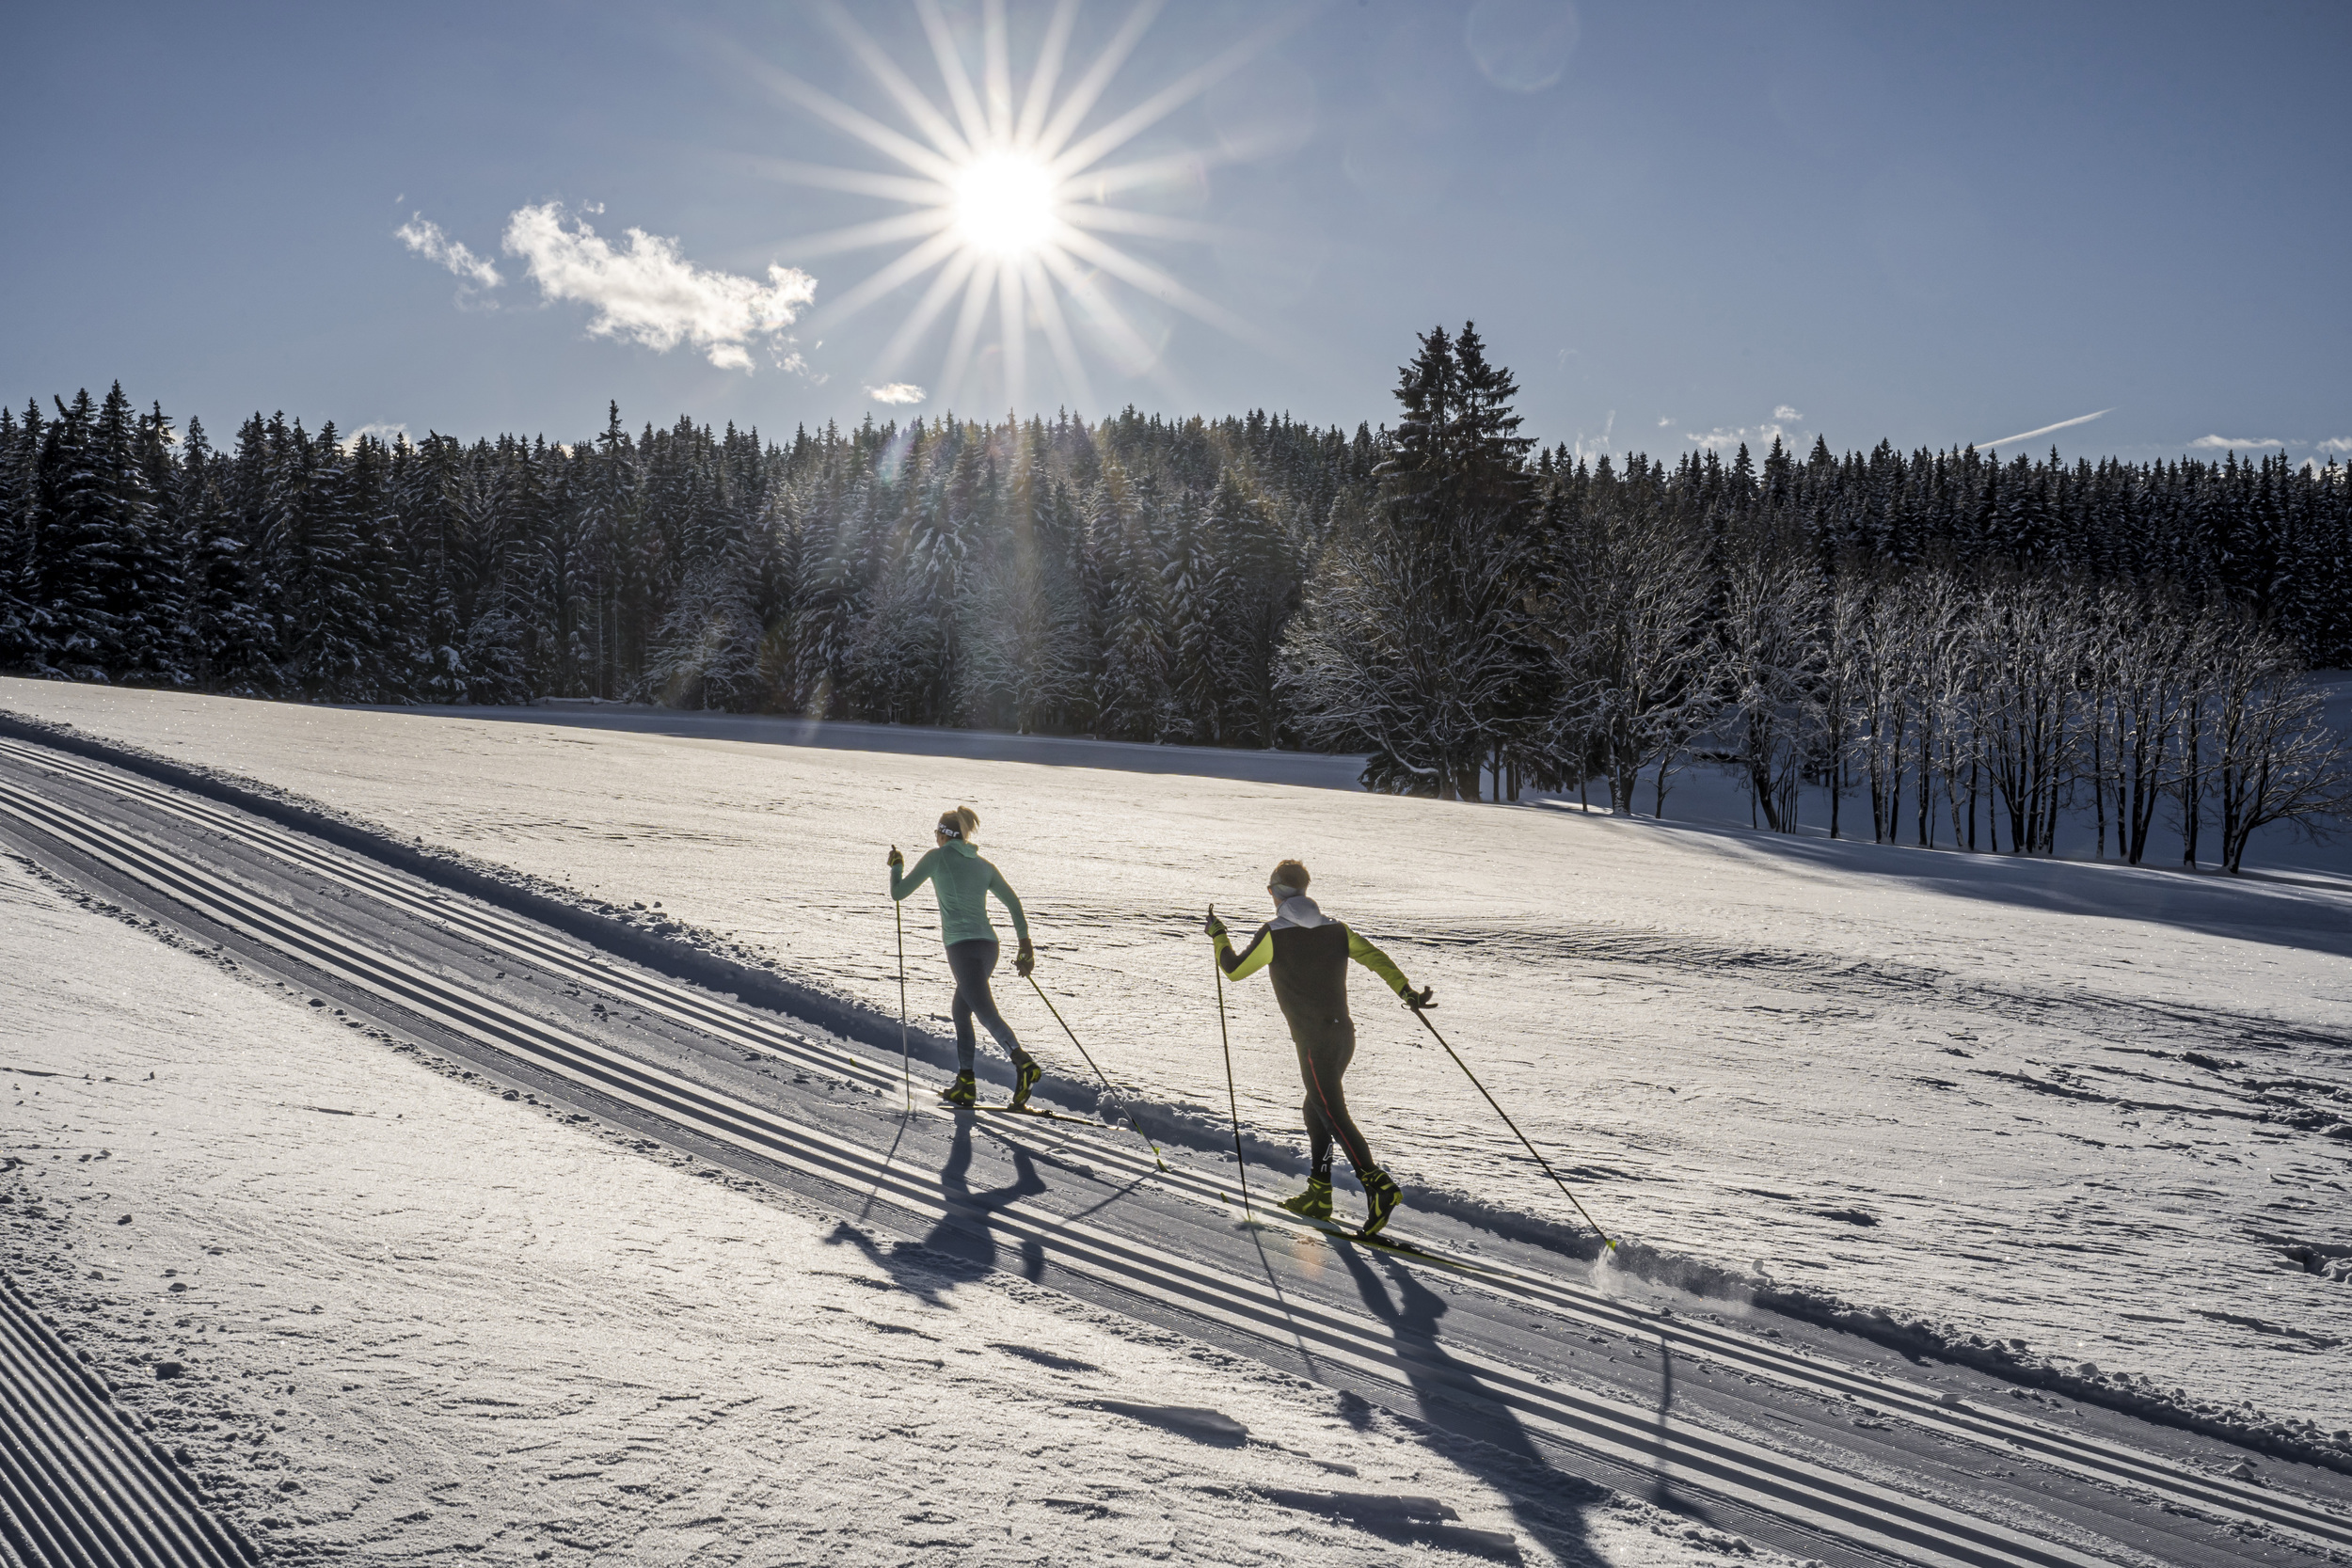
(748, 3, 1305, 413)
(952, 150, 1057, 259)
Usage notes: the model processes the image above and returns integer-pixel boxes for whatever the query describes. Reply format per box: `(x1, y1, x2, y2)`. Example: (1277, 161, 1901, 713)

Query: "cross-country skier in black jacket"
(1205, 859, 1431, 1235)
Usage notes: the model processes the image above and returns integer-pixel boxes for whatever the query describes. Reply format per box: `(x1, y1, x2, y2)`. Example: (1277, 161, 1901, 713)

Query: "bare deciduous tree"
(1534, 473, 1715, 815)
(2205, 620, 2352, 872)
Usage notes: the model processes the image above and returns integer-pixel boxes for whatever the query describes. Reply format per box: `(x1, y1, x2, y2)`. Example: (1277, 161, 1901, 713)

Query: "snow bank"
(4, 678, 2347, 1466)
(0, 849, 1765, 1568)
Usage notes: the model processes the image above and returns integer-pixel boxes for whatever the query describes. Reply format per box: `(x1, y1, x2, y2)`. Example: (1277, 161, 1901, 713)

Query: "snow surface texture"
(0, 850, 1770, 1568)
(4, 679, 2347, 1461)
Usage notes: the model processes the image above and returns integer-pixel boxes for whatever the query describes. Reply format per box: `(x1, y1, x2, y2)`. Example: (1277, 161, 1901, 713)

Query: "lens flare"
(755, 3, 1310, 410)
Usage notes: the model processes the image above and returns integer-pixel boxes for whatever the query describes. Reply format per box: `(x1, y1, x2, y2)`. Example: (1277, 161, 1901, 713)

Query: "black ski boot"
(1360, 1167, 1402, 1237)
(939, 1070, 978, 1108)
(1009, 1056, 1044, 1112)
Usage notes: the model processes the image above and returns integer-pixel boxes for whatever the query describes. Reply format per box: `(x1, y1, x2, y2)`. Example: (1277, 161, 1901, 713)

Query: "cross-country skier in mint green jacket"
(889, 804, 1041, 1110)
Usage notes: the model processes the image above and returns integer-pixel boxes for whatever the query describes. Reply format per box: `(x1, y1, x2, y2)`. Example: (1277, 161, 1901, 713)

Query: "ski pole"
(1025, 973, 1168, 1173)
(1406, 1004, 1615, 1253)
(1209, 903, 1253, 1221)
(893, 891, 911, 1113)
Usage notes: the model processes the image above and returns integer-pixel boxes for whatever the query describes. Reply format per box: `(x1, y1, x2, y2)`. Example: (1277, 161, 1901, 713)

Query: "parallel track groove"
(0, 1275, 253, 1568)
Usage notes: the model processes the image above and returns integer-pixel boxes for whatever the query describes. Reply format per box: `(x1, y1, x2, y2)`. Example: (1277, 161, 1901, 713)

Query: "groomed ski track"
(1, 734, 2345, 1568)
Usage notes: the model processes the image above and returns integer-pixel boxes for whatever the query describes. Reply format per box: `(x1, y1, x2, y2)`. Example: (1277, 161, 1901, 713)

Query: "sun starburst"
(747, 0, 1299, 414)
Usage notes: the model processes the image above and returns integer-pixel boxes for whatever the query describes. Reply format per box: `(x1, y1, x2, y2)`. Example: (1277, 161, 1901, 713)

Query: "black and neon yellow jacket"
(1214, 895, 1411, 1037)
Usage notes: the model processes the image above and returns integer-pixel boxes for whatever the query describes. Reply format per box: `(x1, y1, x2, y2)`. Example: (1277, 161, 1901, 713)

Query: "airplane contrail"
(1976, 407, 2114, 451)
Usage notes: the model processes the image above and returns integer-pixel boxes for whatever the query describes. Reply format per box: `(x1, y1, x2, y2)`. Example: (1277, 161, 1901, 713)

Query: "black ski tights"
(945, 938, 1031, 1075)
(1294, 1018, 1374, 1180)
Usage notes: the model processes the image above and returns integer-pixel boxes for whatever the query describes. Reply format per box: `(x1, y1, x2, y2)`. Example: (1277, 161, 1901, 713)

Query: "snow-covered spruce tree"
(934, 435, 1000, 726)
(0, 403, 39, 673)
(1090, 461, 1171, 741)
(1285, 323, 1537, 798)
(795, 470, 877, 721)
(964, 435, 1088, 735)
(504, 435, 589, 701)
(750, 492, 805, 709)
(1206, 467, 1301, 750)
(579, 403, 648, 699)
(644, 485, 795, 713)
(33, 390, 124, 682)
(264, 422, 385, 702)
(644, 556, 756, 709)
(123, 397, 190, 688)
(849, 563, 937, 725)
(1161, 488, 1223, 743)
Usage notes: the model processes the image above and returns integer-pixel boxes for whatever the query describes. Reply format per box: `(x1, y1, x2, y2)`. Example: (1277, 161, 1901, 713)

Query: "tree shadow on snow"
(1562, 806, 2352, 965)
(365, 702, 1369, 791)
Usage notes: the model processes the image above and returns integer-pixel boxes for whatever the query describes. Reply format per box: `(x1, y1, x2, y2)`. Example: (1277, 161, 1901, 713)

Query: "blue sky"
(5, 1, 2346, 466)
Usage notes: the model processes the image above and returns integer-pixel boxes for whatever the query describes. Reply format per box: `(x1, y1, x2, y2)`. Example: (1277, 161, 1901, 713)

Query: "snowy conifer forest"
(6, 325, 2346, 870)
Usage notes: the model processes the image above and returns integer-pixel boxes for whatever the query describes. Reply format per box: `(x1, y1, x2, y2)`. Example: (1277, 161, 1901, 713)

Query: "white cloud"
(866, 382, 926, 405)
(396, 214, 501, 289)
(2187, 434, 2283, 451)
(1656, 416, 1673, 427)
(2314, 437, 2352, 453)
(345, 421, 409, 450)
(1569, 410, 1617, 465)
(501, 202, 818, 372)
(1685, 421, 1789, 452)
(1679, 404, 1818, 454)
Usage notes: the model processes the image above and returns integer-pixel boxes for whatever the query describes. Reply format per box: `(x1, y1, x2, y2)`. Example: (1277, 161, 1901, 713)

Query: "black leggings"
(1294, 1017, 1375, 1180)
(945, 939, 1030, 1074)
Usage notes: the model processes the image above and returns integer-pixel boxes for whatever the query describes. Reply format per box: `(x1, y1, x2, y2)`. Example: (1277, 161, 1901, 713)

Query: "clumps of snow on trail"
(4, 680, 2349, 1469)
(0, 851, 1772, 1568)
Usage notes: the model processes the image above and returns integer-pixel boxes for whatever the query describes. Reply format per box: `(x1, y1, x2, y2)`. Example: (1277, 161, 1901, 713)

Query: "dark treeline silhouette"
(4, 334, 2346, 867)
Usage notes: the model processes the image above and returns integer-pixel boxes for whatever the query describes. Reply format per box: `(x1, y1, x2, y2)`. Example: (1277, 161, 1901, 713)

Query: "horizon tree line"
(3, 332, 2347, 870)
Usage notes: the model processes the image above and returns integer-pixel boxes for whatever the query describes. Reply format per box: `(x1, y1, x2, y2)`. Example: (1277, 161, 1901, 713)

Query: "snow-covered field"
(4, 678, 2346, 1457)
(0, 849, 1766, 1567)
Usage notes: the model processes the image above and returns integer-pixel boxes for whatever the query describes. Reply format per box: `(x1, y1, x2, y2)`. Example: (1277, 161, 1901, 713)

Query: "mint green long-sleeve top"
(890, 841, 1030, 947)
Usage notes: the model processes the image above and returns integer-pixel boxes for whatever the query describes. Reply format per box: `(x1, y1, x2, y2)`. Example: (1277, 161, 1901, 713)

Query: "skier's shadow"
(826, 1113, 1049, 1301)
(1333, 1243, 1606, 1564)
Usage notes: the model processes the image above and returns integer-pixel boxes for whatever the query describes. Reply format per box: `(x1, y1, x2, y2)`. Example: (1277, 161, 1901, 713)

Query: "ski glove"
(886, 845, 903, 869)
(1202, 912, 1228, 939)
(1015, 938, 1036, 978)
(1405, 986, 1435, 1010)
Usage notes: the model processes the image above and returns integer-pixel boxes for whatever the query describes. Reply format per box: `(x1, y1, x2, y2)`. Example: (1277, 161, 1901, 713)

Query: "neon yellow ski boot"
(1279, 1177, 1334, 1223)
